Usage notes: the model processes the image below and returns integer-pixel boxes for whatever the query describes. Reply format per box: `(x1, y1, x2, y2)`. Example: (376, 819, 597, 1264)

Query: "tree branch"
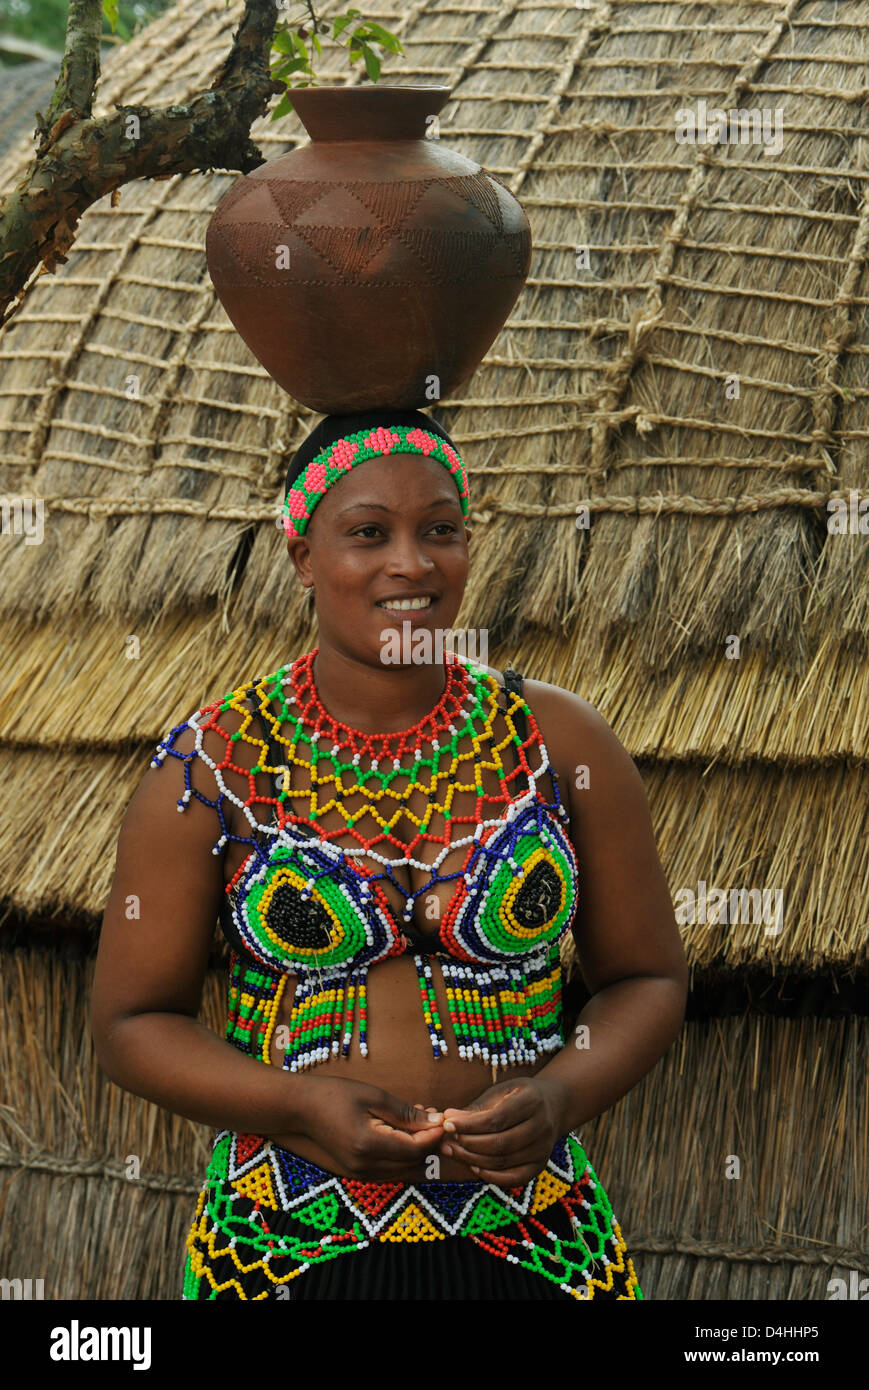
(41, 0, 103, 141)
(0, 0, 284, 326)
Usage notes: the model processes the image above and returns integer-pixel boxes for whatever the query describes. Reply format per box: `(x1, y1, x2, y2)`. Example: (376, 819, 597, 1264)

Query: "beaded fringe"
(226, 948, 563, 1071)
(416, 947, 564, 1065)
(280, 964, 369, 1071)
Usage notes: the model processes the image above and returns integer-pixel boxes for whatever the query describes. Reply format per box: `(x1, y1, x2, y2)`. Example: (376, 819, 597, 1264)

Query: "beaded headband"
(282, 424, 470, 540)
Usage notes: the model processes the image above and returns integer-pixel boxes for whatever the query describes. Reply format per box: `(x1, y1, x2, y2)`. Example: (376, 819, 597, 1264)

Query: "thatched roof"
(0, 59, 57, 155)
(0, 0, 865, 1300)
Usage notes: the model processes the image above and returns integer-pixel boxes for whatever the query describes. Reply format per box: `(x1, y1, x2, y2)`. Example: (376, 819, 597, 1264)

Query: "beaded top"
(151, 653, 578, 1072)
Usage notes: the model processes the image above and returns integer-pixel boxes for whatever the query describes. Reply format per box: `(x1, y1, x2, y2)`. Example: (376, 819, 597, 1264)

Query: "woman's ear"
(286, 535, 313, 586)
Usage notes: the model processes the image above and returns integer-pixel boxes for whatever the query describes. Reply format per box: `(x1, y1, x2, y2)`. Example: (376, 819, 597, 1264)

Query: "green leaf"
(273, 28, 296, 55)
(272, 56, 310, 79)
(333, 16, 355, 39)
(102, 0, 119, 33)
(270, 92, 295, 122)
(362, 45, 380, 81)
(291, 30, 308, 59)
(364, 22, 403, 52)
(312, 33, 322, 58)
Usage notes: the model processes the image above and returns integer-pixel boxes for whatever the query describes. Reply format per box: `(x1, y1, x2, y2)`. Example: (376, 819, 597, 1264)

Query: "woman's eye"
(353, 525, 382, 538)
(430, 523, 457, 536)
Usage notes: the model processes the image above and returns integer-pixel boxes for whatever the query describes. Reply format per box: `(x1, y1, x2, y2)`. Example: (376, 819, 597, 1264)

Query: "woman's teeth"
(376, 597, 432, 611)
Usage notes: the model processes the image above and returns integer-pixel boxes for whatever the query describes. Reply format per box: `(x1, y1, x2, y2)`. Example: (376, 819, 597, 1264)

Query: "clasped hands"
(408, 1075, 567, 1186)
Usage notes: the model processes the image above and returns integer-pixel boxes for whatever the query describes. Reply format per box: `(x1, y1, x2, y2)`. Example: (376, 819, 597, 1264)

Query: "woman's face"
(286, 452, 470, 666)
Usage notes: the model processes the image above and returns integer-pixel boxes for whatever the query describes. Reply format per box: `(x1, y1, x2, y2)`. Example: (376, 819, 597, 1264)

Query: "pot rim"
(288, 84, 453, 141)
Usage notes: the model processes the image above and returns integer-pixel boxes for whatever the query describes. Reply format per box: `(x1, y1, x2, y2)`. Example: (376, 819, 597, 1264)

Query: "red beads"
(290, 648, 470, 762)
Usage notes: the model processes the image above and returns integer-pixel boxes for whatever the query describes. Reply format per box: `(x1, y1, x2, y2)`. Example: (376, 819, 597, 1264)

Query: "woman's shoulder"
(470, 660, 629, 778)
(469, 658, 598, 727)
(151, 674, 258, 761)
(143, 668, 289, 850)
(150, 657, 305, 758)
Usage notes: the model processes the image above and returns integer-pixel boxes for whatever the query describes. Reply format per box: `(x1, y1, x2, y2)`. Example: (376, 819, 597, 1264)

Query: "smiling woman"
(91, 408, 687, 1300)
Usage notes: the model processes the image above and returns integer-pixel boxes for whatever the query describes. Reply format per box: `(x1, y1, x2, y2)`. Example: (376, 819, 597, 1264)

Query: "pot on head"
(205, 85, 532, 412)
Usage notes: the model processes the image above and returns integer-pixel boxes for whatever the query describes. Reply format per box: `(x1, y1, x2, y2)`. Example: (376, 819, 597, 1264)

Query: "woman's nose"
(383, 537, 435, 579)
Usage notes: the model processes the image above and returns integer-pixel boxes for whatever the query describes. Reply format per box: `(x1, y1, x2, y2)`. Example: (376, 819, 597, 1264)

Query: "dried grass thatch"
(0, 0, 866, 667)
(0, 59, 56, 155)
(0, 0, 865, 1300)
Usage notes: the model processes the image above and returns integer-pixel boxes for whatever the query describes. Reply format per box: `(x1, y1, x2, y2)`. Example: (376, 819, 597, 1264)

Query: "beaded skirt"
(182, 1129, 644, 1300)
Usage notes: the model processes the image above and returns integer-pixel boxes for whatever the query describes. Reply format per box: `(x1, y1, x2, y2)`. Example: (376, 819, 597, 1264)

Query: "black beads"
(512, 860, 562, 928)
(265, 883, 333, 949)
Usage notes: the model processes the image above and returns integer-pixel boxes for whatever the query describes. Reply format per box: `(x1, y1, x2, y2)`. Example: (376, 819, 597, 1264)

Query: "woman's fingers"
(442, 1086, 535, 1135)
(442, 1135, 547, 1173)
(440, 1115, 540, 1159)
(367, 1115, 444, 1158)
(458, 1159, 543, 1186)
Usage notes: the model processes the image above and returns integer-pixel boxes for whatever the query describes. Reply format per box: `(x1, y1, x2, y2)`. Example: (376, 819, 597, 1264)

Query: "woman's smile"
(375, 593, 437, 617)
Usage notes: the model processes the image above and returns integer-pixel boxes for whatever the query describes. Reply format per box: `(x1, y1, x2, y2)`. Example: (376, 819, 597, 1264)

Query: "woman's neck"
(309, 643, 450, 736)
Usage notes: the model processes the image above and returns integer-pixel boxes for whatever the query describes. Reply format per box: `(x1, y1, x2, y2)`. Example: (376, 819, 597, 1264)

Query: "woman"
(92, 408, 687, 1300)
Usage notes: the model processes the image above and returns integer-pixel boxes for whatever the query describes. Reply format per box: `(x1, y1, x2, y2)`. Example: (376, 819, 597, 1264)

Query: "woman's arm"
(91, 716, 317, 1136)
(439, 683, 688, 1180)
(91, 711, 444, 1177)
(529, 680, 688, 1130)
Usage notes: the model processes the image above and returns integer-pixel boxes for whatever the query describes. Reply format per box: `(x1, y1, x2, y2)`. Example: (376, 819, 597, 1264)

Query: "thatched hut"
(0, 0, 865, 1300)
(0, 57, 57, 153)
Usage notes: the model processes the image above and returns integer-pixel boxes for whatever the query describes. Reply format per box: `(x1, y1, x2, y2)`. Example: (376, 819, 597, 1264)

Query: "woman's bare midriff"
(259, 952, 550, 1181)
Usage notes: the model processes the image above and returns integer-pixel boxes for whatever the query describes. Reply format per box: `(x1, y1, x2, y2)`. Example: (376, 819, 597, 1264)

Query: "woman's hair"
(284, 408, 460, 499)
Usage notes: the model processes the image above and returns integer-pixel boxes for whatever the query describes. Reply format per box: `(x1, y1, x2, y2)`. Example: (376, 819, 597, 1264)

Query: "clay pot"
(205, 85, 532, 412)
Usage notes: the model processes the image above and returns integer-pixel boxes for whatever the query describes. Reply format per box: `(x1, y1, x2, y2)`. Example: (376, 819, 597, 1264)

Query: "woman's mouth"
(375, 596, 435, 614)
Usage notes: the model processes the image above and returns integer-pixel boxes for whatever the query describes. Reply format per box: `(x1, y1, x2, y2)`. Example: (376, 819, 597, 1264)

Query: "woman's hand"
(265, 1075, 445, 1182)
(436, 1076, 569, 1186)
